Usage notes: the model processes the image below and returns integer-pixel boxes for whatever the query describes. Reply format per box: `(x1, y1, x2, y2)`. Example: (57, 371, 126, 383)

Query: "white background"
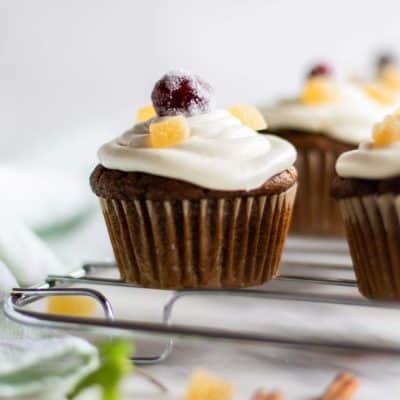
(2, 0, 400, 159)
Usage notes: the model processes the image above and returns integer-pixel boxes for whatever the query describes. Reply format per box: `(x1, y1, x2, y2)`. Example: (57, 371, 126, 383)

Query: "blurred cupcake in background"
(350, 52, 400, 104)
(372, 52, 400, 99)
(332, 110, 400, 300)
(262, 62, 397, 236)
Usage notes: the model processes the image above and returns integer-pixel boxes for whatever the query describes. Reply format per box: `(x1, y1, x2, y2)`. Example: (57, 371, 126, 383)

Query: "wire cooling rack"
(4, 237, 400, 365)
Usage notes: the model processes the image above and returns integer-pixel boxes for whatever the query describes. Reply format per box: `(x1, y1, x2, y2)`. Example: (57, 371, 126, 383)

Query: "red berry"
(151, 70, 215, 117)
(377, 53, 397, 71)
(307, 63, 333, 79)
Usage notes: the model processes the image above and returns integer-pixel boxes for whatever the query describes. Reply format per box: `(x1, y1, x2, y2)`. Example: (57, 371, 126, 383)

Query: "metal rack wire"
(4, 239, 400, 365)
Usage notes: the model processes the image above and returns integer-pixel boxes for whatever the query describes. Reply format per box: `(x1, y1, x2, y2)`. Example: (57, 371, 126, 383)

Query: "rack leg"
(130, 291, 176, 365)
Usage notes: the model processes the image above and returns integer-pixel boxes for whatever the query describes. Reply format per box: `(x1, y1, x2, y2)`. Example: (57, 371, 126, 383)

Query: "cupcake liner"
(291, 147, 345, 236)
(99, 184, 297, 289)
(338, 194, 400, 299)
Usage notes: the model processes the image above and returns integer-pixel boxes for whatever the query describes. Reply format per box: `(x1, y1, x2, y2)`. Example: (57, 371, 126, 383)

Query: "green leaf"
(67, 339, 134, 400)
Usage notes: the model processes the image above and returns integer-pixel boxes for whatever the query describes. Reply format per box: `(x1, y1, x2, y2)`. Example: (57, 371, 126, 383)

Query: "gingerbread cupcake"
(332, 111, 400, 300)
(91, 70, 297, 289)
(375, 53, 400, 95)
(263, 63, 396, 236)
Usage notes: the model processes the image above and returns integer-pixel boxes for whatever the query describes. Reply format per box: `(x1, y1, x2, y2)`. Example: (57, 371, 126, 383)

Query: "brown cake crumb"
(259, 128, 353, 236)
(332, 175, 400, 199)
(90, 165, 298, 201)
(265, 128, 355, 151)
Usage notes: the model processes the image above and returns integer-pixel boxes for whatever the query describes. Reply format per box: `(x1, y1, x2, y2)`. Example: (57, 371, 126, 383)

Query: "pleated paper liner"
(290, 147, 346, 236)
(266, 129, 353, 237)
(339, 194, 400, 300)
(99, 184, 297, 289)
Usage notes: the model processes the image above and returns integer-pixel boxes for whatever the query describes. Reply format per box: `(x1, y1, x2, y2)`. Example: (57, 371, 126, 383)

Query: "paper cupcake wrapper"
(338, 194, 400, 300)
(99, 184, 297, 289)
(291, 147, 345, 236)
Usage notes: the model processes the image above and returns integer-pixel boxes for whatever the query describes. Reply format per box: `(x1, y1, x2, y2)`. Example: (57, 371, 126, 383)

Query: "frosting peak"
(264, 82, 397, 145)
(98, 110, 296, 191)
(336, 111, 400, 179)
(336, 140, 400, 179)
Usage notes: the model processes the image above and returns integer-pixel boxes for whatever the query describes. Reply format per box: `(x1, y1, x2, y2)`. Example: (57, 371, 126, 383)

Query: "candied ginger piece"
(185, 370, 233, 400)
(380, 65, 400, 91)
(365, 82, 396, 105)
(372, 114, 400, 148)
(301, 77, 340, 105)
(149, 116, 190, 148)
(228, 105, 267, 130)
(251, 389, 284, 400)
(48, 296, 96, 317)
(136, 105, 157, 123)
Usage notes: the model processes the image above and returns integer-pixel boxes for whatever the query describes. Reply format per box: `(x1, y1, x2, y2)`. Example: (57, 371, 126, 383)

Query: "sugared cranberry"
(307, 63, 333, 79)
(151, 70, 215, 117)
(377, 53, 397, 71)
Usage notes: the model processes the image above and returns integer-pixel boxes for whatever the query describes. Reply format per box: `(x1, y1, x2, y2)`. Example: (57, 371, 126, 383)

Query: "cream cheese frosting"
(264, 83, 396, 145)
(98, 110, 296, 191)
(336, 140, 400, 179)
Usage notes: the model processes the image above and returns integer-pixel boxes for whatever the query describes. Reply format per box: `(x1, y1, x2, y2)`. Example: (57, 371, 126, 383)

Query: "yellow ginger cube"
(149, 116, 190, 148)
(372, 114, 400, 148)
(48, 296, 96, 317)
(301, 77, 340, 105)
(380, 66, 400, 91)
(185, 371, 233, 400)
(136, 105, 157, 123)
(228, 105, 267, 130)
(364, 82, 396, 105)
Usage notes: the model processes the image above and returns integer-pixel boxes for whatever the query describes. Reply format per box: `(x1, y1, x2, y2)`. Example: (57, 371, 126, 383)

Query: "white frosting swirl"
(98, 110, 296, 191)
(336, 140, 400, 179)
(264, 83, 396, 145)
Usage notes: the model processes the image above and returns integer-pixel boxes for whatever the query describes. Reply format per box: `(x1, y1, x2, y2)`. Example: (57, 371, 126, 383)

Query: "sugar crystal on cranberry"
(151, 70, 215, 117)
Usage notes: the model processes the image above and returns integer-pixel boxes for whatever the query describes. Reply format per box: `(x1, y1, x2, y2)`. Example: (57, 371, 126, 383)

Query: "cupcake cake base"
(270, 129, 354, 236)
(91, 165, 298, 289)
(333, 176, 400, 300)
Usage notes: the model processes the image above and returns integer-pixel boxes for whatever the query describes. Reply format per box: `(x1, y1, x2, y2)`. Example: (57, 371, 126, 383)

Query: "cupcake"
(263, 63, 396, 236)
(90, 70, 297, 289)
(332, 111, 400, 300)
(371, 52, 400, 101)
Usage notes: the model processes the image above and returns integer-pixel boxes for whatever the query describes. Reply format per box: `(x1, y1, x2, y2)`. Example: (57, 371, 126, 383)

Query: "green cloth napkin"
(0, 209, 65, 287)
(0, 333, 98, 398)
(0, 212, 99, 398)
(0, 166, 93, 235)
